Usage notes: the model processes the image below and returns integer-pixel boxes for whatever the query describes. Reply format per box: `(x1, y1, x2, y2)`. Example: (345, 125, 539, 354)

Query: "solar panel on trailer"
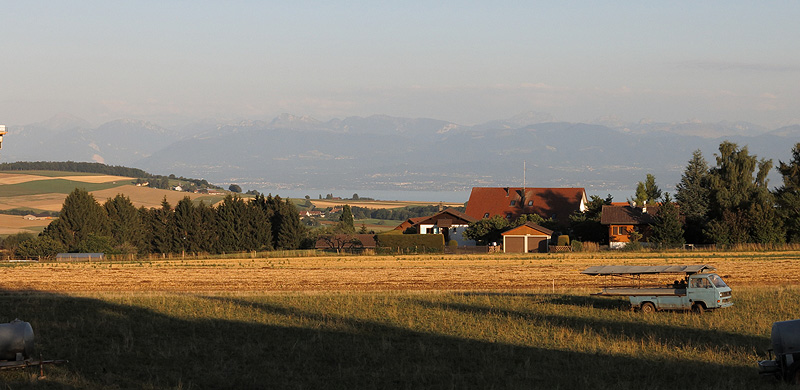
(581, 265, 716, 275)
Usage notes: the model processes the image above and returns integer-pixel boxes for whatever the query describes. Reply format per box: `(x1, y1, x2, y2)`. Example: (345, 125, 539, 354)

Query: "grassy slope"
(0, 179, 122, 197)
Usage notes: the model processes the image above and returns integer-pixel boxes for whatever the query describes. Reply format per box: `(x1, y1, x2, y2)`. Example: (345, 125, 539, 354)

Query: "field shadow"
(416, 297, 766, 356)
(0, 291, 766, 389)
(456, 292, 630, 311)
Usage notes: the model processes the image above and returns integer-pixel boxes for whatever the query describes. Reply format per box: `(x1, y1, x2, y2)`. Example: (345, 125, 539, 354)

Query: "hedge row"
(375, 233, 445, 252)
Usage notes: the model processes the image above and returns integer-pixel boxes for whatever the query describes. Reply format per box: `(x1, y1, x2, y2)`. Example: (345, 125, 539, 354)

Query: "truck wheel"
(641, 302, 656, 314)
(691, 303, 705, 314)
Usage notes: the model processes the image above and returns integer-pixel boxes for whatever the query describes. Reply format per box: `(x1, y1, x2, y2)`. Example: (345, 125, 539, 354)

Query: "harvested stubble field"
(1, 251, 799, 293)
(2, 251, 800, 389)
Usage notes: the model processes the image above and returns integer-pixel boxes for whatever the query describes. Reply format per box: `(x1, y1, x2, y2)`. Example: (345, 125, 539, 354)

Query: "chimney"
(504, 187, 510, 197)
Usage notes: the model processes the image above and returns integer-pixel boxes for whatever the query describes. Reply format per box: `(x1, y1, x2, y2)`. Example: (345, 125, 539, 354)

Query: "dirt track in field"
(2, 252, 799, 293)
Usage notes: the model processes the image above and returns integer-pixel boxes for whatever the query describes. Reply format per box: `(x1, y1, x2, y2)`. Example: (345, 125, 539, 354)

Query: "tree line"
(672, 141, 799, 246)
(0, 161, 150, 177)
(573, 141, 800, 248)
(12, 189, 307, 258)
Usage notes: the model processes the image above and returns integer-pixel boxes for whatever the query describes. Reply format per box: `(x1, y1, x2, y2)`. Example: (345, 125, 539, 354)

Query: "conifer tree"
(675, 150, 709, 244)
(195, 201, 219, 253)
(149, 197, 175, 253)
(650, 193, 685, 249)
(776, 142, 800, 243)
(173, 197, 200, 253)
(42, 188, 110, 251)
(275, 198, 305, 250)
(631, 174, 661, 206)
(338, 204, 355, 234)
(216, 195, 245, 252)
(104, 194, 144, 251)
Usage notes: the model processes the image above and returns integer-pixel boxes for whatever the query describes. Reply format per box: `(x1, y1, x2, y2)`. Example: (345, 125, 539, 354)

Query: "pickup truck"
(582, 265, 733, 313)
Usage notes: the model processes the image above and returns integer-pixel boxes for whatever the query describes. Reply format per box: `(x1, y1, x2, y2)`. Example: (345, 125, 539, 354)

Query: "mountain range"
(2, 112, 798, 200)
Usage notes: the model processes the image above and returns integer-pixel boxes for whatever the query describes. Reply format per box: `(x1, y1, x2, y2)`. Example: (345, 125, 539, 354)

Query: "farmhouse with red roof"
(465, 187, 588, 227)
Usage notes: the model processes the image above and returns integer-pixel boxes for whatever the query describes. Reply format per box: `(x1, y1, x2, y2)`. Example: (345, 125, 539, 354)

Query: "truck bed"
(593, 287, 686, 297)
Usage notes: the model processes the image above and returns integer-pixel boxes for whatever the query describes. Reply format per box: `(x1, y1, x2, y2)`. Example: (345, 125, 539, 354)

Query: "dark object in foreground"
(759, 319, 800, 383)
(0, 319, 67, 375)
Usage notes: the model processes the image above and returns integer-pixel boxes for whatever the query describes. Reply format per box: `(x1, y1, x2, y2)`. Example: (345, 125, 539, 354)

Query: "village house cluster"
(305, 186, 657, 253)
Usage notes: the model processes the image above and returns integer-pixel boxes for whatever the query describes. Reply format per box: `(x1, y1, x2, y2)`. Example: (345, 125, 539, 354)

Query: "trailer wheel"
(641, 302, 656, 314)
(787, 362, 800, 384)
(691, 303, 705, 314)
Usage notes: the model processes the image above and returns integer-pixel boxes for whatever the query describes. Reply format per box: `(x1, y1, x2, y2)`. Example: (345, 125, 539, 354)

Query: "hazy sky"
(2, 1, 800, 128)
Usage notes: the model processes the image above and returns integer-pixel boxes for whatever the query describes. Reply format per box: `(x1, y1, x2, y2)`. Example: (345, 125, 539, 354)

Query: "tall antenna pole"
(523, 160, 526, 191)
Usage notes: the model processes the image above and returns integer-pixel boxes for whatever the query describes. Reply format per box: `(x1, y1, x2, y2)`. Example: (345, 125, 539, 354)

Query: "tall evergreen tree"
(338, 204, 355, 234)
(245, 196, 271, 251)
(650, 193, 685, 249)
(195, 201, 219, 253)
(104, 194, 144, 251)
(631, 174, 661, 206)
(148, 197, 175, 253)
(216, 195, 245, 252)
(675, 150, 710, 244)
(776, 142, 800, 243)
(42, 188, 110, 251)
(173, 197, 200, 253)
(274, 198, 306, 250)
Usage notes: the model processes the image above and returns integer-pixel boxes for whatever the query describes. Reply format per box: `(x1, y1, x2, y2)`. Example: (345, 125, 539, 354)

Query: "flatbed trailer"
(582, 264, 733, 313)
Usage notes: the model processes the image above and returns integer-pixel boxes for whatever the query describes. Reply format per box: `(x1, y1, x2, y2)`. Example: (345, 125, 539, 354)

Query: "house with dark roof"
(501, 222, 553, 253)
(393, 216, 429, 234)
(413, 208, 478, 246)
(465, 187, 587, 227)
(600, 203, 659, 249)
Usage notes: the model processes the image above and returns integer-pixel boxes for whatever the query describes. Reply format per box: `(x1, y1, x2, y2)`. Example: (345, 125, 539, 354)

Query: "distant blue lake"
(257, 188, 471, 203)
(257, 188, 634, 204)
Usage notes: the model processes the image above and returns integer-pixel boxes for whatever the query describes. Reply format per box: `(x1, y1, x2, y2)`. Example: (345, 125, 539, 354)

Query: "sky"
(2, 1, 800, 128)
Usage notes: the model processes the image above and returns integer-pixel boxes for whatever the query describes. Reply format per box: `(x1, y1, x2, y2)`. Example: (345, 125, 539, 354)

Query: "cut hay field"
(2, 252, 799, 389)
(2, 251, 798, 293)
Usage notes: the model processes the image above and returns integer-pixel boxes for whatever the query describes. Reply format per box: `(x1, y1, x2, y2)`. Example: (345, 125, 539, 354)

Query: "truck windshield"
(708, 274, 727, 288)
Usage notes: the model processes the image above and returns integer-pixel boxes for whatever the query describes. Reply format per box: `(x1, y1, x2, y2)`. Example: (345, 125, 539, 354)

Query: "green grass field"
(0, 179, 123, 197)
(0, 287, 794, 389)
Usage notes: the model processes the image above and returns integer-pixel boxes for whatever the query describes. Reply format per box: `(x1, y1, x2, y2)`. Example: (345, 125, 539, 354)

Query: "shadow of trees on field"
(458, 292, 632, 311)
(413, 294, 767, 360)
(0, 290, 771, 390)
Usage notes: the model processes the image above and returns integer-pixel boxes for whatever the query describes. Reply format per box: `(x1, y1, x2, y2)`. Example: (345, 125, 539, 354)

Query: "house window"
(527, 200, 533, 206)
(483, 213, 490, 218)
(510, 200, 516, 206)
(613, 226, 630, 235)
(505, 213, 512, 219)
